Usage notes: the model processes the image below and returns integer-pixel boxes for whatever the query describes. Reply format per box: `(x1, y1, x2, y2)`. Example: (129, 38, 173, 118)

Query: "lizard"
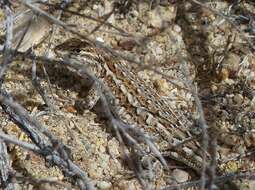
(53, 38, 208, 173)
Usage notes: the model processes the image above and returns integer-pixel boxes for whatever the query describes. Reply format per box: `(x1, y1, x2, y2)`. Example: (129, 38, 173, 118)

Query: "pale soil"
(0, 1, 254, 190)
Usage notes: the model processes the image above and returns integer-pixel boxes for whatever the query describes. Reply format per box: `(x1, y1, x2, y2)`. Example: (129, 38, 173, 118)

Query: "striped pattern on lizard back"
(54, 38, 205, 171)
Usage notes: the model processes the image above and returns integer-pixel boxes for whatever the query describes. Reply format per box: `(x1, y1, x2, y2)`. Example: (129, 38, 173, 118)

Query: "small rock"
(224, 160, 240, 173)
(220, 68, 229, 81)
(154, 78, 170, 95)
(64, 105, 77, 114)
(250, 97, 255, 111)
(233, 94, 243, 106)
(218, 147, 231, 159)
(244, 132, 255, 147)
(118, 39, 136, 51)
(236, 144, 246, 155)
(211, 84, 218, 93)
(107, 139, 120, 158)
(155, 46, 163, 55)
(28, 184, 34, 190)
(148, 6, 176, 28)
(117, 179, 139, 190)
(97, 181, 112, 190)
(221, 134, 240, 146)
(172, 169, 189, 183)
(99, 145, 106, 153)
(92, 4, 99, 10)
(223, 53, 240, 78)
(96, 37, 105, 43)
(173, 24, 182, 33)
(225, 78, 235, 85)
(88, 162, 103, 178)
(103, 1, 115, 24)
(249, 181, 255, 190)
(38, 184, 58, 190)
(13, 183, 22, 190)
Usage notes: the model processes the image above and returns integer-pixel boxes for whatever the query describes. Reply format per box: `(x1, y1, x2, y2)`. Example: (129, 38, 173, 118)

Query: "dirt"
(0, 1, 254, 190)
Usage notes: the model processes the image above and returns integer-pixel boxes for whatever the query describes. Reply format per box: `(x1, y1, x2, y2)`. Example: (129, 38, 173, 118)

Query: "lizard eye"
(72, 48, 81, 53)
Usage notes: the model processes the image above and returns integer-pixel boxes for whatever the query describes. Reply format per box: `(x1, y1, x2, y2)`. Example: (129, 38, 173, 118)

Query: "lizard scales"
(55, 38, 205, 172)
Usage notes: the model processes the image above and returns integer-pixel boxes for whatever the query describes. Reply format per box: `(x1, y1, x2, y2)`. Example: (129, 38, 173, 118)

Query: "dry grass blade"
(0, 2, 14, 86)
(0, 139, 14, 190)
(0, 132, 40, 152)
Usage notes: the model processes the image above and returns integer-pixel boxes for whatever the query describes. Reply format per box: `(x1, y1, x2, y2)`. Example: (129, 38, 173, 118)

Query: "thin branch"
(0, 132, 40, 153)
(180, 62, 209, 190)
(0, 2, 14, 87)
(0, 139, 15, 190)
(0, 90, 95, 190)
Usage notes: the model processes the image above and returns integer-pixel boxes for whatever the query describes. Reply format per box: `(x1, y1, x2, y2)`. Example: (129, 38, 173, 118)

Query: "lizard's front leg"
(75, 81, 101, 112)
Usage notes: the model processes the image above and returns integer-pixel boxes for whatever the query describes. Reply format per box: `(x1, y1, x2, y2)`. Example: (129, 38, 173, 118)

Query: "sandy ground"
(0, 1, 254, 189)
